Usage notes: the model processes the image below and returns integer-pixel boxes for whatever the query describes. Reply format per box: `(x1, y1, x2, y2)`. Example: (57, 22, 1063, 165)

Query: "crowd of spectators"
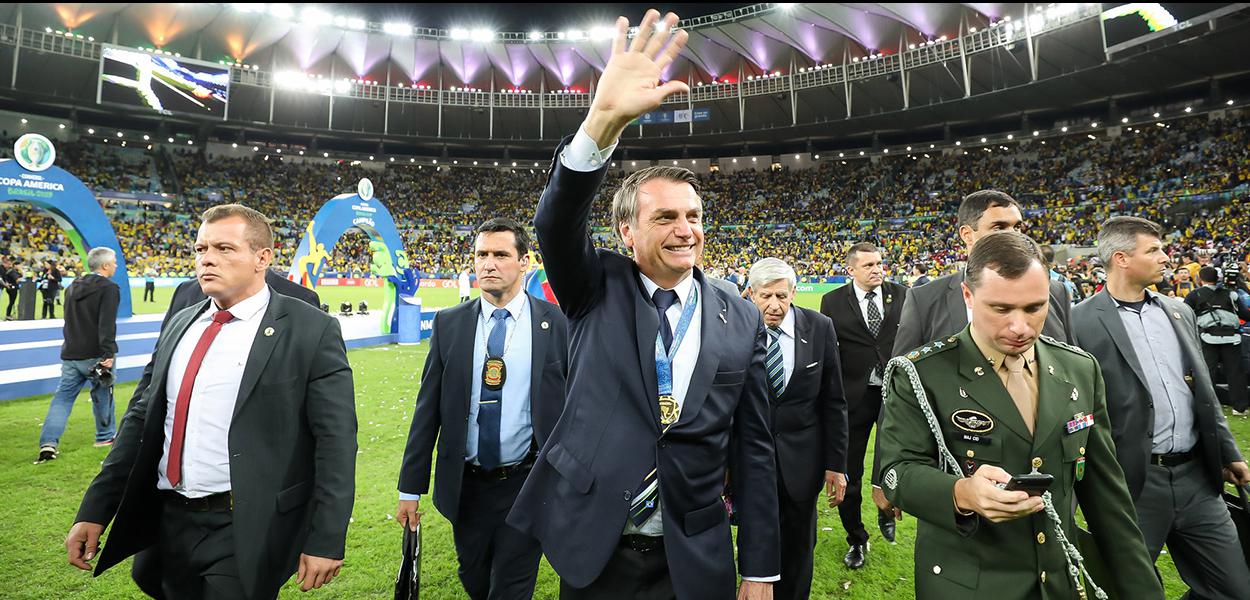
(1, 112, 1247, 284)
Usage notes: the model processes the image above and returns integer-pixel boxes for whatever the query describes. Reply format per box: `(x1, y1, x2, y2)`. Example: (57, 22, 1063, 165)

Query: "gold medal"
(483, 356, 506, 390)
(658, 395, 680, 425)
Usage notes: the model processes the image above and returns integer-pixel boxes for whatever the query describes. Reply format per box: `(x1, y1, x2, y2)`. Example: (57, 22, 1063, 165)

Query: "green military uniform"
(878, 326, 1163, 599)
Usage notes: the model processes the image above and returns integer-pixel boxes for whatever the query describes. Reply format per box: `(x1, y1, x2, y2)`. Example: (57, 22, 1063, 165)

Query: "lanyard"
(654, 284, 699, 421)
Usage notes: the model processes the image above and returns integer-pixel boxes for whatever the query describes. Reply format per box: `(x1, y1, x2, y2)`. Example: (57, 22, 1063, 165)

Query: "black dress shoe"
(843, 544, 867, 569)
(878, 513, 897, 543)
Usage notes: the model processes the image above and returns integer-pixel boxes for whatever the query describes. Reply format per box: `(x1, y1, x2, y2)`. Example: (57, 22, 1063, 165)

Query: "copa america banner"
(0, 133, 135, 317)
(635, 107, 711, 125)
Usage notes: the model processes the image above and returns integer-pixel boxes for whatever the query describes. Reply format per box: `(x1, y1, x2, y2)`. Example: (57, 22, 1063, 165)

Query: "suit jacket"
(821, 281, 907, 425)
(75, 290, 357, 600)
(1071, 290, 1243, 498)
(893, 270, 1073, 357)
(771, 306, 848, 502)
(398, 294, 569, 524)
(127, 270, 321, 408)
(509, 137, 779, 599)
(877, 328, 1163, 599)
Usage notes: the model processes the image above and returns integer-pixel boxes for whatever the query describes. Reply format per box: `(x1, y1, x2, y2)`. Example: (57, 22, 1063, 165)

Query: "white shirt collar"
(639, 271, 696, 306)
(480, 291, 528, 321)
(852, 281, 882, 303)
(207, 285, 271, 322)
(775, 307, 796, 339)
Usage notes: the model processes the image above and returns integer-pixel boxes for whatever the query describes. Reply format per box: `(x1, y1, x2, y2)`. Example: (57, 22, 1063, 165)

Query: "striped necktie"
(766, 326, 786, 399)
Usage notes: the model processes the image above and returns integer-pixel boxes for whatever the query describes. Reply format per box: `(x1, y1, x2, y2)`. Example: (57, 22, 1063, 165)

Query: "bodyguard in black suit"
(819, 242, 907, 568)
(65, 204, 356, 599)
(508, 12, 779, 599)
(124, 268, 320, 598)
(893, 190, 1073, 358)
(396, 218, 568, 600)
(1071, 217, 1250, 598)
(746, 257, 847, 600)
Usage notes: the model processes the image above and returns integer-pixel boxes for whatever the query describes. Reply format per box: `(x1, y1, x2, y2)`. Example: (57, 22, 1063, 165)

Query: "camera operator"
(35, 248, 119, 463)
(1186, 266, 1250, 415)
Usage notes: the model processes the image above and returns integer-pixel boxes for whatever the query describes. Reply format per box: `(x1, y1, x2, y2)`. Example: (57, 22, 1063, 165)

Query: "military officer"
(877, 231, 1162, 599)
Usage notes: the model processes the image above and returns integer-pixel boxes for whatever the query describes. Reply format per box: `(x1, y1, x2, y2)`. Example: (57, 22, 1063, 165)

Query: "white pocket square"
(805, 362, 819, 369)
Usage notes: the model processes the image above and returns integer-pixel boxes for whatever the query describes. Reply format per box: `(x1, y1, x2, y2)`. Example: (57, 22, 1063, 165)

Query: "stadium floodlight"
(1090, 122, 1098, 127)
(883, 148, 889, 153)
(232, 143, 238, 148)
(494, 161, 499, 166)
(19, 118, 26, 124)
(512, 161, 517, 167)
(187, 140, 193, 145)
(1060, 126, 1068, 132)
(473, 161, 478, 165)
(1121, 117, 1129, 123)
(410, 158, 415, 163)
(1005, 134, 1013, 140)
(778, 3, 796, 10)
(269, 4, 294, 20)
(45, 27, 51, 33)
(732, 158, 738, 163)
(590, 26, 615, 41)
(838, 152, 844, 158)
(1152, 112, 1160, 118)
(929, 144, 935, 148)
(969, 26, 977, 33)
(369, 155, 375, 160)
(751, 157, 757, 162)
(470, 28, 494, 43)
(566, 30, 586, 41)
(143, 134, 150, 141)
(908, 43, 915, 50)
(955, 141, 961, 146)
(276, 148, 281, 153)
(335, 80, 351, 93)
(1228, 99, 1235, 106)
(299, 151, 304, 155)
(389, 157, 394, 162)
(858, 151, 864, 156)
(302, 7, 333, 27)
(450, 28, 469, 41)
(325, 152, 331, 158)
(168, 137, 175, 143)
(253, 146, 258, 151)
(980, 137, 986, 142)
(58, 123, 66, 129)
(528, 31, 543, 41)
(384, 22, 413, 36)
(337, 16, 367, 30)
(814, 154, 820, 159)
(1032, 130, 1039, 136)
(905, 146, 911, 151)
(1184, 106, 1192, 113)
(433, 159, 438, 164)
(535, 162, 541, 167)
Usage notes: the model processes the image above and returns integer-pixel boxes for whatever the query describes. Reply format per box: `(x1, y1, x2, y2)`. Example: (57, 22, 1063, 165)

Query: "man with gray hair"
(1072, 216, 1250, 597)
(36, 247, 120, 463)
(745, 257, 847, 600)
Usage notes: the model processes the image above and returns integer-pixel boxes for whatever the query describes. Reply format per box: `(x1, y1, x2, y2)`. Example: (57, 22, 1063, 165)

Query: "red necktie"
(167, 309, 234, 488)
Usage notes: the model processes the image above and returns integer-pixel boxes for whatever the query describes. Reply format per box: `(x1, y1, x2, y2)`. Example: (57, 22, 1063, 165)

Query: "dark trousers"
(132, 548, 166, 599)
(776, 486, 818, 600)
(839, 386, 886, 546)
(1136, 459, 1250, 600)
(453, 464, 543, 600)
(560, 537, 674, 600)
(41, 293, 55, 319)
(1203, 342, 1248, 411)
(3, 288, 15, 317)
(156, 500, 251, 600)
(144, 281, 156, 302)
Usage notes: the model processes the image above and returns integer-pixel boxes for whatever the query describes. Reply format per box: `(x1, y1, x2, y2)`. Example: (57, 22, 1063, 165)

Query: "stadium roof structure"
(2, 3, 1250, 160)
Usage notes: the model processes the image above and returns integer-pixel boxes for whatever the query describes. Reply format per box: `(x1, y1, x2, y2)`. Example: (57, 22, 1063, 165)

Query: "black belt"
(464, 454, 536, 481)
(620, 534, 664, 553)
(159, 490, 232, 512)
(1151, 450, 1195, 467)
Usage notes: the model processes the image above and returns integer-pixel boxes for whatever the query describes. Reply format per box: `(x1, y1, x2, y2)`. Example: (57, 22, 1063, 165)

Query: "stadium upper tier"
(1, 110, 1246, 280)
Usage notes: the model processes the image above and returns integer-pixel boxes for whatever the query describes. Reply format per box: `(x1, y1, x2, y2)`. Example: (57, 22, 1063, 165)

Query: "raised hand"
(583, 10, 691, 148)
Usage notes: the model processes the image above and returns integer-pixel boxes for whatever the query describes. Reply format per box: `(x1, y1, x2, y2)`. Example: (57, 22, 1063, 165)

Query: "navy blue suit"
(507, 138, 780, 600)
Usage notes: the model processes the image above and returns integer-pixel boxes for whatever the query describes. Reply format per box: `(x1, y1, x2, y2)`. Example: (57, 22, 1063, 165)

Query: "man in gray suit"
(1072, 216, 1250, 599)
(892, 190, 1073, 358)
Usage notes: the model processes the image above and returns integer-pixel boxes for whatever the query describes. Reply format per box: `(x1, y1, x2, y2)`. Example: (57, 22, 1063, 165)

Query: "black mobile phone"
(1005, 472, 1054, 497)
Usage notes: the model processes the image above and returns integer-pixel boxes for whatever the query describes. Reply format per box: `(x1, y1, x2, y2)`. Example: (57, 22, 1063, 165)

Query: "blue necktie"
(766, 326, 786, 399)
(477, 308, 509, 470)
(652, 289, 679, 352)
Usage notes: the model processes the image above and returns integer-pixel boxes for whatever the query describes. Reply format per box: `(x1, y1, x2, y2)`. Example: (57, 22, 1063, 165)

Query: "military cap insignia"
(951, 409, 994, 433)
(884, 468, 898, 490)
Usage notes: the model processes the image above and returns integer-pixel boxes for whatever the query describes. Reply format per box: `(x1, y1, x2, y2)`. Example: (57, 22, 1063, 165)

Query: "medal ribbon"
(653, 284, 699, 427)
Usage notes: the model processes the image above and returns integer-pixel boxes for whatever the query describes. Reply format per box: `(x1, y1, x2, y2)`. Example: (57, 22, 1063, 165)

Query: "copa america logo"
(357, 177, 374, 201)
(14, 133, 55, 172)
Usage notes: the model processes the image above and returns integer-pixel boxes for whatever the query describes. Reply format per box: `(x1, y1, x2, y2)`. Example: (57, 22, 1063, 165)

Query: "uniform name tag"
(960, 433, 991, 445)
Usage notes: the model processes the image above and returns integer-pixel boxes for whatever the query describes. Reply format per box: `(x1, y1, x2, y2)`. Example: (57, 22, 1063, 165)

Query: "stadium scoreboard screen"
(97, 45, 230, 118)
(1101, 3, 1237, 55)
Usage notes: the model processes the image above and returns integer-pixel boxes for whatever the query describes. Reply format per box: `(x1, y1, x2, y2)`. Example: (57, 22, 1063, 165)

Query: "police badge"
(482, 357, 506, 390)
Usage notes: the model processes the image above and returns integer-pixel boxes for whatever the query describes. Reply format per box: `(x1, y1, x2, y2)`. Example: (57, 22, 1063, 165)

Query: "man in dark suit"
(65, 204, 357, 599)
(893, 190, 1073, 358)
(395, 218, 568, 600)
(819, 242, 908, 567)
(508, 11, 779, 600)
(745, 257, 847, 600)
(124, 267, 320, 598)
(1072, 216, 1250, 598)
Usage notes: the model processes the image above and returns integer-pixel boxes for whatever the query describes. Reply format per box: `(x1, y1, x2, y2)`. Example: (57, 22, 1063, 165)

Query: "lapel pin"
(885, 294, 893, 305)
(1173, 312, 1181, 320)
(1070, 388, 1079, 402)
(264, 327, 275, 337)
(974, 366, 985, 377)
(1047, 365, 1055, 375)
(800, 337, 808, 344)
(718, 311, 727, 324)
(540, 321, 549, 330)
(959, 387, 968, 398)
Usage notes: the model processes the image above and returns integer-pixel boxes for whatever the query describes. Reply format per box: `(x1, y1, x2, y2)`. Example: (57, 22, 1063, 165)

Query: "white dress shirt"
(158, 286, 270, 497)
(773, 308, 796, 391)
(853, 282, 886, 385)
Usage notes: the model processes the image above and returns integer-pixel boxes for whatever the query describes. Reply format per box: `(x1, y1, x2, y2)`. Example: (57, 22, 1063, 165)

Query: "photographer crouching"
(1185, 265, 1250, 416)
(35, 247, 120, 463)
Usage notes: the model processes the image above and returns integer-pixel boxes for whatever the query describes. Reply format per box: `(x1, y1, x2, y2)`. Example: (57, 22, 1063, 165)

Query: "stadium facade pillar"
(789, 51, 797, 125)
(10, 4, 19, 89)
(1025, 2, 1039, 81)
(959, 14, 972, 97)
(384, 66, 391, 135)
(843, 46, 853, 118)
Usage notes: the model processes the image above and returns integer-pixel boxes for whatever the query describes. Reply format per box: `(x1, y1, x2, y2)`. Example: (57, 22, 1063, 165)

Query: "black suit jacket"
(820, 281, 907, 425)
(398, 294, 569, 524)
(1071, 290, 1243, 498)
(771, 306, 848, 502)
(509, 137, 779, 599)
(893, 269, 1073, 357)
(75, 290, 357, 600)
